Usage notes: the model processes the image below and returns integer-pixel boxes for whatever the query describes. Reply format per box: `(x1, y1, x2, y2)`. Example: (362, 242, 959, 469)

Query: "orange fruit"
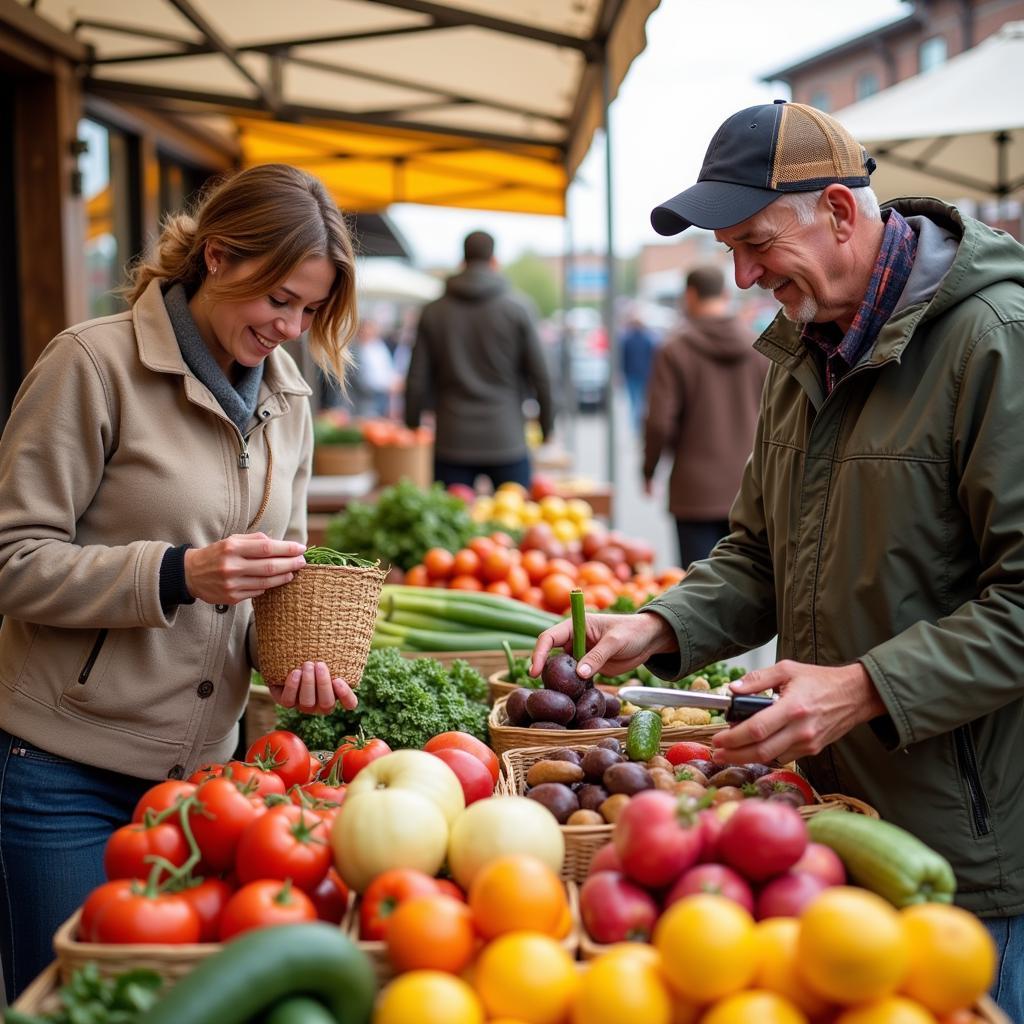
(473, 933, 578, 1024)
(385, 895, 476, 974)
(572, 948, 672, 1024)
(374, 970, 484, 1024)
(797, 887, 909, 1005)
(834, 996, 938, 1024)
(540, 573, 575, 614)
(481, 547, 513, 582)
(404, 564, 429, 587)
(899, 903, 996, 1014)
(700, 990, 809, 1024)
(468, 855, 568, 939)
(753, 917, 834, 1018)
(654, 894, 757, 1002)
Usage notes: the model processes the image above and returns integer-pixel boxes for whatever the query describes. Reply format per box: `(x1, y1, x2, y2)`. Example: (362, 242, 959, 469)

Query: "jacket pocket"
(953, 725, 991, 837)
(78, 629, 108, 685)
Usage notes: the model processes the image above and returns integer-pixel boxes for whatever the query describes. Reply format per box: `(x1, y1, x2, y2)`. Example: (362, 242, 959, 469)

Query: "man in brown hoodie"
(642, 265, 767, 568)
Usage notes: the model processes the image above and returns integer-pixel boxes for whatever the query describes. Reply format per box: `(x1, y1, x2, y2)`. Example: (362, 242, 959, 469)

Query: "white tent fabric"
(355, 258, 443, 302)
(834, 21, 1024, 202)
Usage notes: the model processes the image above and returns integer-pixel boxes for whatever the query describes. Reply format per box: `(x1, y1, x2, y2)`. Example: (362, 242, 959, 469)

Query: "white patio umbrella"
(834, 21, 1024, 203)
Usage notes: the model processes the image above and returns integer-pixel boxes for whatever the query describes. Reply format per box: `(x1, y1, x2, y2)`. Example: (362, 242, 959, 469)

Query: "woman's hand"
(269, 661, 358, 714)
(184, 532, 307, 604)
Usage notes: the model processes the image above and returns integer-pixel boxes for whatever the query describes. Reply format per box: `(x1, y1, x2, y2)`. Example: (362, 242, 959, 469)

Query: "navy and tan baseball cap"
(651, 100, 876, 235)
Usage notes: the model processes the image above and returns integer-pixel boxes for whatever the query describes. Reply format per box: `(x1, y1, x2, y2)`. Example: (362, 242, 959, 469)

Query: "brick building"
(762, 0, 1024, 112)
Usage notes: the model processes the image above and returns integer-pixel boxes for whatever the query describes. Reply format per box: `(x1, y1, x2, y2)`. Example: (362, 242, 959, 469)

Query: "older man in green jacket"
(532, 101, 1024, 1015)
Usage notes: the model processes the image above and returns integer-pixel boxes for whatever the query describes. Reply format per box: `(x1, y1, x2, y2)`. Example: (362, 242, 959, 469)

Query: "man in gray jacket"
(405, 231, 555, 490)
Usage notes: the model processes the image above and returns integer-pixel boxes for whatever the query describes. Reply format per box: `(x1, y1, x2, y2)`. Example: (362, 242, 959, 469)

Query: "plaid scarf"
(802, 209, 918, 395)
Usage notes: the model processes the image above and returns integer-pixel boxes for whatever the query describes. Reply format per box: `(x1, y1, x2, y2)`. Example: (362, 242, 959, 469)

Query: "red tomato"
(452, 548, 481, 577)
(131, 781, 196, 824)
(324, 736, 392, 784)
(427, 747, 494, 805)
(218, 880, 316, 941)
(307, 753, 324, 781)
(103, 821, 190, 881)
(224, 761, 286, 798)
(423, 547, 455, 580)
(188, 776, 264, 872)
(423, 731, 500, 786)
(758, 769, 816, 805)
(80, 879, 136, 941)
(489, 531, 516, 548)
(178, 877, 234, 943)
(664, 741, 715, 766)
(188, 764, 225, 785)
(310, 868, 350, 925)
(404, 565, 429, 587)
(245, 730, 312, 790)
(433, 878, 466, 902)
(291, 780, 347, 807)
(234, 804, 332, 892)
(449, 574, 483, 591)
(92, 890, 201, 945)
(359, 868, 439, 941)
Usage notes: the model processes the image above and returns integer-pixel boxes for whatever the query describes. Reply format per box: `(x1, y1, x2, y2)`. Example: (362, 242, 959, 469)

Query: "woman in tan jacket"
(0, 164, 358, 1000)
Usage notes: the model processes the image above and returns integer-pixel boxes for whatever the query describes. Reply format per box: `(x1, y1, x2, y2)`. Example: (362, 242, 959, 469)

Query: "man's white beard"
(780, 293, 819, 323)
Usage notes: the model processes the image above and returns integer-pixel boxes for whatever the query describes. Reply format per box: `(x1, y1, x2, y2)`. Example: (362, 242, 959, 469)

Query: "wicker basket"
(373, 442, 432, 488)
(488, 694, 725, 757)
(343, 882, 580, 983)
(313, 443, 372, 477)
(401, 648, 528, 683)
(487, 670, 624, 707)
(52, 910, 219, 983)
(500, 742, 879, 883)
(253, 561, 386, 686)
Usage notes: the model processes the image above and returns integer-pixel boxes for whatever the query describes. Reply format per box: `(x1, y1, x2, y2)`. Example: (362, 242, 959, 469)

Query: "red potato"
(716, 799, 808, 882)
(613, 790, 703, 888)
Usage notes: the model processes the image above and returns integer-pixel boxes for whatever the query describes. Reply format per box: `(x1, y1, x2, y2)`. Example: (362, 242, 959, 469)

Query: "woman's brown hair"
(126, 163, 357, 385)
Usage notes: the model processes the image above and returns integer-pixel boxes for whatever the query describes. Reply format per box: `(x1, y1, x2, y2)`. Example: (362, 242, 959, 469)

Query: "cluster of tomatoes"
(402, 531, 686, 615)
(79, 730, 393, 947)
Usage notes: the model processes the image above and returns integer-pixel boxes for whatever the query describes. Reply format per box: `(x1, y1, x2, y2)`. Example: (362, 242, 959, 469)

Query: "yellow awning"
(20, 0, 660, 216)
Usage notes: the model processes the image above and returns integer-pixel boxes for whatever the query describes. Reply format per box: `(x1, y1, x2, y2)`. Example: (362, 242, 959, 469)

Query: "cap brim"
(650, 181, 781, 235)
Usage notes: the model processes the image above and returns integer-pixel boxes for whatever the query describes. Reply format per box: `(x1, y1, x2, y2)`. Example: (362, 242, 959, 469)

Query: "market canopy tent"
(834, 21, 1024, 203)
(22, 0, 660, 215)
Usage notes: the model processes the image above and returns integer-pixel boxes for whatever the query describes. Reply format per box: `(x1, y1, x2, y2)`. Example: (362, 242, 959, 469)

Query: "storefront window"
(855, 72, 880, 100)
(919, 36, 947, 73)
(79, 118, 139, 317)
(158, 154, 210, 219)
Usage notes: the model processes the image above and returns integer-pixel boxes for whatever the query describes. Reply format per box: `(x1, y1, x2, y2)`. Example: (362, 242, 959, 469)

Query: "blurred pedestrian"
(643, 265, 766, 567)
(350, 318, 395, 418)
(619, 309, 657, 434)
(405, 230, 554, 490)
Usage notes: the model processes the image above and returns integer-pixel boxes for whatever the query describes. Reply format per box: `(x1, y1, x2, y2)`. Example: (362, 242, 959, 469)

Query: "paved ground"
(566, 387, 775, 672)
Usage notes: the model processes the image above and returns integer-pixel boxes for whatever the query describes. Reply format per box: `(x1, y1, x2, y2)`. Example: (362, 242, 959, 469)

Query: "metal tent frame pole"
(561, 209, 578, 453)
(601, 57, 618, 527)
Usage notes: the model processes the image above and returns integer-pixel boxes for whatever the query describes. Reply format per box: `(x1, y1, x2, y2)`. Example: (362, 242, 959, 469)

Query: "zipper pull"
(238, 449, 250, 469)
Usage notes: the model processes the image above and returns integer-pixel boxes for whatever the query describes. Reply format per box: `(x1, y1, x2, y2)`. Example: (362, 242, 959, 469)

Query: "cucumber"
(807, 811, 957, 907)
(263, 996, 341, 1024)
(136, 923, 375, 1024)
(625, 708, 663, 761)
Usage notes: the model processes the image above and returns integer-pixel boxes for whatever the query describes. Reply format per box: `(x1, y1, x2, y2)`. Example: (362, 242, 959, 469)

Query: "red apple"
(530, 474, 557, 500)
(446, 483, 477, 503)
(717, 800, 808, 882)
(579, 871, 660, 944)
(664, 863, 755, 914)
(755, 870, 829, 920)
(791, 842, 846, 886)
(587, 842, 623, 876)
(613, 790, 703, 888)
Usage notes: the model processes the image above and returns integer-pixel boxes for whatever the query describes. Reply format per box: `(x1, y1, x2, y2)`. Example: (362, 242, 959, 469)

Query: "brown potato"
(566, 809, 605, 826)
(599, 793, 631, 823)
(646, 755, 674, 772)
(649, 767, 676, 791)
(526, 760, 585, 787)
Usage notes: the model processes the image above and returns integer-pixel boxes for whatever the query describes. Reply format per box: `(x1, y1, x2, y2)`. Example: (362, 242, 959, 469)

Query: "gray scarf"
(163, 282, 263, 435)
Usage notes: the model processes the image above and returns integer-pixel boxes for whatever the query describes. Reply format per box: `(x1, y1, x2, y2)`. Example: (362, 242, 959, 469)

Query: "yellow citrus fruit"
(654, 894, 757, 1002)
(700, 990, 810, 1024)
(374, 970, 484, 1024)
(539, 495, 568, 521)
(597, 942, 663, 969)
(571, 948, 672, 1024)
(473, 932, 579, 1024)
(566, 498, 594, 523)
(797, 887, 910, 1005)
(551, 518, 579, 542)
(899, 903, 997, 1014)
(834, 995, 939, 1024)
(497, 482, 527, 497)
(520, 502, 542, 524)
(494, 490, 525, 513)
(753, 917, 834, 1018)
(468, 854, 568, 940)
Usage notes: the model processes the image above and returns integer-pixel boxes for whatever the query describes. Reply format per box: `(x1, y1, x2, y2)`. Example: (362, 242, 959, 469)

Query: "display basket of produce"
(52, 909, 219, 983)
(372, 436, 432, 488)
(500, 737, 878, 882)
(342, 881, 581, 984)
(254, 547, 386, 689)
(312, 417, 372, 477)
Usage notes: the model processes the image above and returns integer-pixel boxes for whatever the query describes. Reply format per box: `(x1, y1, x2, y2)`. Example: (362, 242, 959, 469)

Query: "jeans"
(434, 455, 532, 491)
(624, 375, 648, 435)
(984, 914, 1024, 1020)
(675, 517, 730, 570)
(0, 728, 152, 1003)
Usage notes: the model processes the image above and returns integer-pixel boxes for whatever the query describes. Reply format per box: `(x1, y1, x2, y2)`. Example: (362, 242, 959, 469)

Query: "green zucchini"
(136, 923, 375, 1024)
(625, 708, 663, 761)
(807, 811, 957, 907)
(263, 996, 340, 1024)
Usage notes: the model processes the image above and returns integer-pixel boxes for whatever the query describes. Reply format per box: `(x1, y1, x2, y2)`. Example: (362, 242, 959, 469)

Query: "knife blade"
(617, 685, 775, 723)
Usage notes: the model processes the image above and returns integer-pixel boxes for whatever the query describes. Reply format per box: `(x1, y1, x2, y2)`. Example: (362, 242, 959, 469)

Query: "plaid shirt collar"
(802, 209, 918, 394)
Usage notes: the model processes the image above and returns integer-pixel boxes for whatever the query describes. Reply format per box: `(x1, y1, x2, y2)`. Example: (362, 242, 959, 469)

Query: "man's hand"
(711, 660, 886, 766)
(268, 661, 358, 714)
(531, 610, 677, 680)
(185, 532, 307, 605)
